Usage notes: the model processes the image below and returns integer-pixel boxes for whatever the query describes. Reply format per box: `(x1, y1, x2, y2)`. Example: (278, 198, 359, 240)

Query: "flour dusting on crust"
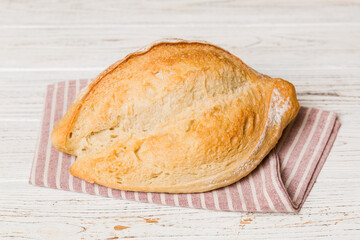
(269, 88, 290, 126)
(248, 87, 289, 157)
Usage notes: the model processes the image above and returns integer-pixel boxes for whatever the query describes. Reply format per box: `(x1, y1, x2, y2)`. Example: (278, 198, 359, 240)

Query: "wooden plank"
(0, 181, 359, 239)
(0, 0, 359, 26)
(0, 25, 359, 70)
(0, 86, 359, 120)
(1, 68, 360, 84)
(0, 116, 358, 181)
(1, 68, 359, 119)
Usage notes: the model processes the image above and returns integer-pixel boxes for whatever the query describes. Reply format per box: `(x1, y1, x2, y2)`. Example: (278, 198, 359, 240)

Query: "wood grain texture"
(0, 0, 359, 25)
(1, 25, 359, 70)
(0, 0, 359, 239)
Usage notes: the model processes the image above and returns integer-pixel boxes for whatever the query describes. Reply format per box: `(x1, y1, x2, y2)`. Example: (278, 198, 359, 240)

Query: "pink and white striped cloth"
(29, 80, 340, 213)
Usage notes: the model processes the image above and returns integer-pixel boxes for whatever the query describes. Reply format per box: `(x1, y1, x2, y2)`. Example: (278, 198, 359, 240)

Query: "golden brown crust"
(52, 40, 300, 193)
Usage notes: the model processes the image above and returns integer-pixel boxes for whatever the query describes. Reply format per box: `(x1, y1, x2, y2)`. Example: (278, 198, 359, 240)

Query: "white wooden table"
(1, 1, 359, 239)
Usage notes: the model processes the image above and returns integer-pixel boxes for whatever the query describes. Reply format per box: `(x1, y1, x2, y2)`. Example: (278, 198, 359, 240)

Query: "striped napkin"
(29, 80, 340, 213)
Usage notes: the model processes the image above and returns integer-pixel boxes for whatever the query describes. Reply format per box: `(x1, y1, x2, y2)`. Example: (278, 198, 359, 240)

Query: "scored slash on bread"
(51, 40, 300, 193)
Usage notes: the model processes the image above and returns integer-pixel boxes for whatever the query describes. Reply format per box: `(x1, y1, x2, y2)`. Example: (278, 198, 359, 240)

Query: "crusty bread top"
(51, 40, 300, 193)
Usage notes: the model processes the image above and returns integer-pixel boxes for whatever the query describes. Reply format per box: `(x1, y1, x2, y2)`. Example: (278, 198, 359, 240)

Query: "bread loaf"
(51, 40, 300, 193)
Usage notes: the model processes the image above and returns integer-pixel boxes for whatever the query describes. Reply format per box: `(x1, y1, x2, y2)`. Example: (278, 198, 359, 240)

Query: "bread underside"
(51, 40, 300, 193)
